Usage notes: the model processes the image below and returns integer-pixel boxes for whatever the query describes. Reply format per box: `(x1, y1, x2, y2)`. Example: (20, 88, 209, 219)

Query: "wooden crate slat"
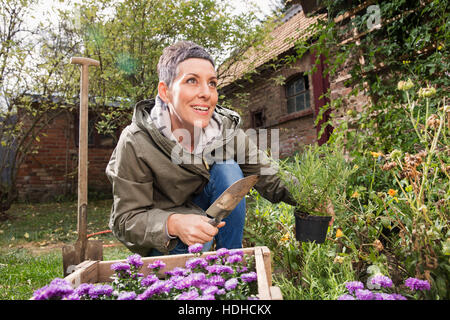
(254, 247, 271, 300)
(269, 286, 283, 300)
(261, 246, 272, 287)
(65, 260, 98, 287)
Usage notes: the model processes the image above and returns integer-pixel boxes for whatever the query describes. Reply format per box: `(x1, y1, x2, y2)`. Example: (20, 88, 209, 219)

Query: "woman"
(106, 41, 296, 256)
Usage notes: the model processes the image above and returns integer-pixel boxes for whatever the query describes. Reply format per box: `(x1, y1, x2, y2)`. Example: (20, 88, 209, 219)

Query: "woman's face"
(160, 58, 218, 133)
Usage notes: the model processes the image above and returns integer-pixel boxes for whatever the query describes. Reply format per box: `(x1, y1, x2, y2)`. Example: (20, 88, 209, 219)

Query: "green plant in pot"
(278, 143, 354, 244)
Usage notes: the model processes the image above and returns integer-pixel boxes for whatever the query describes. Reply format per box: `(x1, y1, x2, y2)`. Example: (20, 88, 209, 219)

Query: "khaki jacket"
(106, 99, 296, 255)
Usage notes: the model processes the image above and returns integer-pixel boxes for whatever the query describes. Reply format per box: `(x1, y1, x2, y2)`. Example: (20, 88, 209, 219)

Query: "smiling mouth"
(191, 105, 211, 115)
(192, 105, 209, 111)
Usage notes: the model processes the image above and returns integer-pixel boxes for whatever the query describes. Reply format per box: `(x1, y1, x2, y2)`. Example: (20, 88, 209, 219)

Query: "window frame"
(285, 74, 311, 114)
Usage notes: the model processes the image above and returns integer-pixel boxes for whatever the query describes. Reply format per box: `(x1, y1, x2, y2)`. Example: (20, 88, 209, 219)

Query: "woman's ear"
(158, 81, 170, 103)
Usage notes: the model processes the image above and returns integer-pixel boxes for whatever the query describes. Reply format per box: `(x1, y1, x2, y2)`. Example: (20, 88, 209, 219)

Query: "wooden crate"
(64, 246, 282, 300)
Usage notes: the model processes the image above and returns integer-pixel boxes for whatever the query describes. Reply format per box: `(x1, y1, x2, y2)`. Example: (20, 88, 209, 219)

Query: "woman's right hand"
(167, 213, 225, 246)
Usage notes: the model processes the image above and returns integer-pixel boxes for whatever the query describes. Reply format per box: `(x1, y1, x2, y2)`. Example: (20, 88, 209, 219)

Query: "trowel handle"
(208, 218, 220, 227)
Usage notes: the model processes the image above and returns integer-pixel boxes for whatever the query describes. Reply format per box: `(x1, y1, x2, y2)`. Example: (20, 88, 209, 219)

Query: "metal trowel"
(206, 175, 259, 226)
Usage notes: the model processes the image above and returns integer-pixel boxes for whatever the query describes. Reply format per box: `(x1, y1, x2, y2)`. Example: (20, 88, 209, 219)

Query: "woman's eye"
(209, 81, 217, 88)
(187, 78, 197, 84)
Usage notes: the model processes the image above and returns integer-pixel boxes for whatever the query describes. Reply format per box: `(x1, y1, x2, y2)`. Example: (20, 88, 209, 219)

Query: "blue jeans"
(149, 160, 246, 256)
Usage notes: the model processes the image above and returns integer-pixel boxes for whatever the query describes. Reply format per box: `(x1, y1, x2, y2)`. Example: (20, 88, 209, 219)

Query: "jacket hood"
(132, 97, 242, 147)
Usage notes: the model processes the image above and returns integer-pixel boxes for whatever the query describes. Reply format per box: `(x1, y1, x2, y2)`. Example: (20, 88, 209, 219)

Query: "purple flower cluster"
(370, 275, 393, 288)
(32, 279, 115, 300)
(33, 243, 259, 300)
(345, 281, 364, 294)
(404, 277, 431, 291)
(148, 259, 166, 270)
(338, 274, 431, 301)
(188, 243, 204, 254)
(127, 254, 144, 269)
(33, 278, 74, 300)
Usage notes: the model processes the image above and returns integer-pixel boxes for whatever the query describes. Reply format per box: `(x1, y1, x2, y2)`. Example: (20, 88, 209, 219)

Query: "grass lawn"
(0, 199, 131, 300)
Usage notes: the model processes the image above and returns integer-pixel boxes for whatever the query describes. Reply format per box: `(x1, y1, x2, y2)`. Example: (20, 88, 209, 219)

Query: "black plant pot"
(294, 211, 332, 244)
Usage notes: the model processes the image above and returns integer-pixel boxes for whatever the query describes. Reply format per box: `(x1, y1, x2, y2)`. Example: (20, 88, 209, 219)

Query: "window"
(74, 113, 117, 148)
(286, 75, 310, 114)
(251, 110, 265, 128)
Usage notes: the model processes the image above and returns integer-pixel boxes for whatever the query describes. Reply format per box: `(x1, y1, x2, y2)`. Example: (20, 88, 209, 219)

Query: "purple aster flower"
(65, 293, 80, 300)
(355, 289, 374, 300)
(188, 243, 203, 254)
(126, 254, 143, 269)
(117, 291, 137, 300)
(74, 283, 95, 297)
(345, 281, 364, 294)
(111, 262, 130, 272)
(173, 276, 192, 290)
(88, 284, 113, 299)
(141, 274, 159, 287)
(370, 275, 393, 288)
(208, 275, 225, 287)
(198, 294, 215, 300)
(236, 266, 248, 273)
(206, 264, 233, 275)
(374, 293, 395, 300)
(391, 293, 407, 300)
(216, 288, 226, 296)
(161, 280, 174, 293)
(177, 289, 199, 300)
(190, 272, 207, 287)
(138, 280, 166, 300)
(224, 278, 239, 291)
(203, 285, 219, 296)
(241, 272, 257, 283)
(229, 249, 244, 256)
(337, 294, 356, 300)
(216, 248, 230, 257)
(226, 254, 243, 264)
(405, 277, 431, 291)
(205, 255, 219, 262)
(185, 257, 208, 270)
(165, 267, 189, 277)
(33, 278, 74, 300)
(148, 259, 166, 270)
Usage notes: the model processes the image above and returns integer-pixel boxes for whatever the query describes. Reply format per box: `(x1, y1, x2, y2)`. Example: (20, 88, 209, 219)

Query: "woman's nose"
(198, 81, 211, 99)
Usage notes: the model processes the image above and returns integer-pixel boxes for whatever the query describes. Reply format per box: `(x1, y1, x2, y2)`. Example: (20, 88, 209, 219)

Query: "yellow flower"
(402, 60, 411, 64)
(370, 151, 383, 158)
(351, 191, 360, 198)
(397, 78, 414, 91)
(437, 45, 443, 51)
(418, 87, 436, 98)
(388, 189, 397, 197)
(335, 228, 344, 239)
(280, 232, 290, 242)
(333, 255, 344, 264)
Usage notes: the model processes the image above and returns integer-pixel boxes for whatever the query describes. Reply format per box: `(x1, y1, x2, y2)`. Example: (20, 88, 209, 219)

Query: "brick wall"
(222, 52, 318, 158)
(16, 110, 114, 202)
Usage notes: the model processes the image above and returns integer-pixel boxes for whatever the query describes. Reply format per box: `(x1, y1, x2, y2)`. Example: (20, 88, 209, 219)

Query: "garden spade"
(207, 175, 259, 226)
(62, 57, 103, 276)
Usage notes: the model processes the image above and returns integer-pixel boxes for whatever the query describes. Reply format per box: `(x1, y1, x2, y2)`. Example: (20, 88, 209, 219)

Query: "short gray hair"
(157, 41, 215, 88)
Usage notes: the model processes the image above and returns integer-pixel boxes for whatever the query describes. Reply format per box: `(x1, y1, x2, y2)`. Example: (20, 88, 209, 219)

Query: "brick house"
(218, 4, 328, 158)
(218, 2, 369, 158)
(15, 97, 118, 202)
